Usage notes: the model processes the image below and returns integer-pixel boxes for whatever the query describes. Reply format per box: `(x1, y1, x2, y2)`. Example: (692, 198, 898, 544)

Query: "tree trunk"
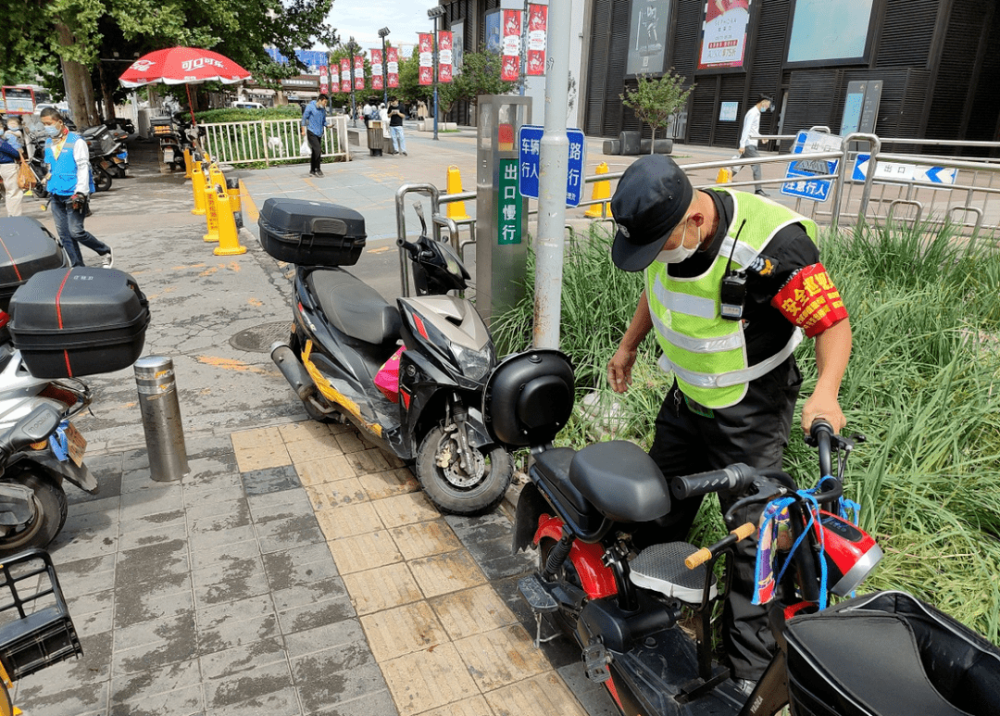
(56, 23, 99, 128)
(649, 126, 656, 154)
(98, 63, 116, 121)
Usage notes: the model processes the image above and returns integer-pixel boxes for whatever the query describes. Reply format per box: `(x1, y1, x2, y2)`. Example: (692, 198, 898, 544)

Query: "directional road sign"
(518, 125, 587, 207)
(852, 154, 957, 185)
(780, 130, 842, 202)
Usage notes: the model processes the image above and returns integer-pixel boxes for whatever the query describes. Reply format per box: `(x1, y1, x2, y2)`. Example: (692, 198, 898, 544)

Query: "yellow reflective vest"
(645, 189, 817, 408)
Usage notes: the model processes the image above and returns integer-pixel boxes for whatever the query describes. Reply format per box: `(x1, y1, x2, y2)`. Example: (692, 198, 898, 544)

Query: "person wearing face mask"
(39, 108, 114, 268)
(737, 94, 773, 196)
(606, 154, 852, 695)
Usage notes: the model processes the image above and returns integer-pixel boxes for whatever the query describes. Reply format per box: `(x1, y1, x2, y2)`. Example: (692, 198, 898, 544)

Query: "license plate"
(163, 149, 174, 163)
(64, 422, 86, 467)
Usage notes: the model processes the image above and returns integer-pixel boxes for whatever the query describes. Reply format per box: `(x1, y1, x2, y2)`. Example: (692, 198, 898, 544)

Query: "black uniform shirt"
(666, 190, 820, 364)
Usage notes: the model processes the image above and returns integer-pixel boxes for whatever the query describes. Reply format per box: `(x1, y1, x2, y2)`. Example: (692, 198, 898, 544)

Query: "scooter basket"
(784, 591, 1000, 716)
(0, 549, 82, 681)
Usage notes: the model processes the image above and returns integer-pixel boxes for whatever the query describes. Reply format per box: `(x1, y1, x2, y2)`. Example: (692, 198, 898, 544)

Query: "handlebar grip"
(671, 463, 757, 500)
(731, 521, 756, 542)
(809, 419, 834, 441)
(685, 548, 712, 570)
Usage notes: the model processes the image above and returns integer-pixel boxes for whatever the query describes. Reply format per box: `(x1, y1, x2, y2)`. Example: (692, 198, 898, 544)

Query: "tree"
(621, 70, 693, 153)
(449, 51, 521, 116)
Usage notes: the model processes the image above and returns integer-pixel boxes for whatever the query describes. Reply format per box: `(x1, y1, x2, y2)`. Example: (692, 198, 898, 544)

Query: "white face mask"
(657, 219, 701, 264)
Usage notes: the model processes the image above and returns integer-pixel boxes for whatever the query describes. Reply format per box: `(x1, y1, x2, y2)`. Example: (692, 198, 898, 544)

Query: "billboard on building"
(627, 0, 671, 76)
(698, 0, 751, 71)
(786, 0, 875, 65)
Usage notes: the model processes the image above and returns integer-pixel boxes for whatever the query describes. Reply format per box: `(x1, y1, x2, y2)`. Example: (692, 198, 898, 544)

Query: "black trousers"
(307, 131, 322, 174)
(646, 356, 801, 681)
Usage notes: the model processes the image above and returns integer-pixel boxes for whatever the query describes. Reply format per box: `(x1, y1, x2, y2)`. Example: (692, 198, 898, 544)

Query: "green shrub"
(194, 106, 303, 123)
(491, 219, 1000, 643)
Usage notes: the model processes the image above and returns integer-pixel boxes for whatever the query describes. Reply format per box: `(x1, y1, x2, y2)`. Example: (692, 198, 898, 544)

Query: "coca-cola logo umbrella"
(119, 47, 251, 88)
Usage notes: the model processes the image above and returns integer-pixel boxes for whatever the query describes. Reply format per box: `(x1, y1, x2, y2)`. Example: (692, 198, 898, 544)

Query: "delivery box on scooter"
(0, 218, 70, 312)
(8, 268, 150, 379)
(258, 198, 367, 267)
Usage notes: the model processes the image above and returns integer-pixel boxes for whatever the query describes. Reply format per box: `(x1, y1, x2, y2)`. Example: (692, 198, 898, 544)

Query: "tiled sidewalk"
(10, 419, 599, 716)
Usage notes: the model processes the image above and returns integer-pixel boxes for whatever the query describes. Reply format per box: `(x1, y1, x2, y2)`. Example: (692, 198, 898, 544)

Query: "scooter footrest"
(629, 542, 718, 604)
(583, 642, 611, 683)
(518, 574, 559, 613)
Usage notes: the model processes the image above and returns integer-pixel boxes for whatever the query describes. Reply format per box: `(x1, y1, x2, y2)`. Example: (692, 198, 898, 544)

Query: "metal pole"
(533, 0, 571, 350)
(382, 36, 389, 106)
(134, 356, 189, 482)
(433, 18, 440, 141)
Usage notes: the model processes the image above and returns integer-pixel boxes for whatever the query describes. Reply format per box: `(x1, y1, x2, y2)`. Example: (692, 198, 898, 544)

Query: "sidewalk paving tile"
(342, 563, 423, 615)
(453, 624, 550, 692)
(294, 455, 357, 486)
(372, 492, 439, 528)
(407, 550, 487, 598)
(418, 695, 494, 716)
(315, 502, 383, 539)
(484, 671, 589, 716)
(357, 468, 419, 499)
(285, 437, 345, 465)
(360, 600, 449, 661)
(326, 530, 402, 573)
(428, 585, 519, 640)
(389, 520, 463, 560)
(302, 477, 368, 509)
(380, 642, 479, 716)
(109, 657, 202, 705)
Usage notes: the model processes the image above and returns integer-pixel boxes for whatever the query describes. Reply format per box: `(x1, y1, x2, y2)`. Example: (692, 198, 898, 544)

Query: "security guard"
(606, 155, 851, 692)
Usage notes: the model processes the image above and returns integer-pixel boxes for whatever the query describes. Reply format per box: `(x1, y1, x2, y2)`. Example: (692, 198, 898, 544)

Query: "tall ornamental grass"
(492, 220, 1000, 643)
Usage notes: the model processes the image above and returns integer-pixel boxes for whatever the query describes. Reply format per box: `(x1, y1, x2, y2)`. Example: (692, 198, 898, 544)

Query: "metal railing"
(201, 115, 350, 166)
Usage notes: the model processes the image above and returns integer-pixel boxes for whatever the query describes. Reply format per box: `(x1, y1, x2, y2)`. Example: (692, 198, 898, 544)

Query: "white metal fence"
(200, 115, 350, 166)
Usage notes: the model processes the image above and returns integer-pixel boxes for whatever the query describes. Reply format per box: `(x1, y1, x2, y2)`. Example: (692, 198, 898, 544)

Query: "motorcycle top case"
(0, 218, 69, 312)
(258, 198, 367, 267)
(8, 268, 150, 379)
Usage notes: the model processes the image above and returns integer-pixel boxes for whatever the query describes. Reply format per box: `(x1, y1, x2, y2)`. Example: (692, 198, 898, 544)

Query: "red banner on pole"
(526, 5, 547, 76)
(418, 33, 434, 86)
(319, 65, 329, 94)
(438, 31, 453, 83)
(354, 55, 365, 90)
(371, 49, 384, 90)
(501, 9, 521, 82)
(330, 65, 340, 93)
(340, 58, 351, 93)
(387, 47, 399, 88)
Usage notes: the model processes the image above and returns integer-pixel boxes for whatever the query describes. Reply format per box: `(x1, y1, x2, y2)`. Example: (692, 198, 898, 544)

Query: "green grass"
(193, 106, 303, 123)
(491, 219, 1000, 643)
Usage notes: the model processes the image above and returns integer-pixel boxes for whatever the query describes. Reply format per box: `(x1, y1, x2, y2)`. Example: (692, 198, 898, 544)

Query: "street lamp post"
(378, 27, 390, 107)
(428, 5, 446, 141)
(347, 36, 360, 128)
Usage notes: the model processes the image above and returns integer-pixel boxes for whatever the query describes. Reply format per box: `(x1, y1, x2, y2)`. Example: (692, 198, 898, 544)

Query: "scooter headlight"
(452, 343, 493, 382)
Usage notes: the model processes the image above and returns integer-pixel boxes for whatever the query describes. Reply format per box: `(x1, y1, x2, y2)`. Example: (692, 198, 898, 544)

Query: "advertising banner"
(438, 31, 453, 83)
(698, 0, 751, 70)
(353, 55, 364, 90)
(387, 47, 399, 88)
(330, 66, 340, 93)
(627, 0, 670, 76)
(319, 65, 328, 94)
(501, 9, 521, 81)
(418, 33, 434, 85)
(340, 58, 351, 93)
(371, 49, 384, 90)
(526, 4, 547, 76)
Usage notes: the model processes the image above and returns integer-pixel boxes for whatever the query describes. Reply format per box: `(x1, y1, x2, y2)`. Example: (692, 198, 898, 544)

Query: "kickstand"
(532, 613, 560, 648)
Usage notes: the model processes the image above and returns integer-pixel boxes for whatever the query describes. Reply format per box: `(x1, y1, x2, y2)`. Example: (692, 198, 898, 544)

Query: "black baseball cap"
(611, 155, 694, 272)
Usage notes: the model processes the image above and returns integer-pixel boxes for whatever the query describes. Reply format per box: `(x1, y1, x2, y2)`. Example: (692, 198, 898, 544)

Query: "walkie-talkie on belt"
(720, 219, 748, 321)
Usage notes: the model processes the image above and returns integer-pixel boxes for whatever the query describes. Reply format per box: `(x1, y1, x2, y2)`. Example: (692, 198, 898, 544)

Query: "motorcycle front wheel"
(415, 425, 513, 516)
(93, 166, 112, 192)
(0, 473, 68, 557)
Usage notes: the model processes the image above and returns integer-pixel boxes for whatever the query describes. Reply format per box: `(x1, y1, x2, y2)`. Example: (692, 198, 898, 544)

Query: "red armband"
(771, 263, 848, 338)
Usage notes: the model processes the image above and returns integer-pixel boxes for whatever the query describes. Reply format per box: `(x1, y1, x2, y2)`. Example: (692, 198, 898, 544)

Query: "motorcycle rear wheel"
(0, 473, 68, 558)
(93, 166, 112, 192)
(415, 426, 513, 516)
(538, 537, 584, 638)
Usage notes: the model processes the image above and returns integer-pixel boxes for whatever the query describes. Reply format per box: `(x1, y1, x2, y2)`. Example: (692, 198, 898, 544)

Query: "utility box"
(475, 95, 532, 329)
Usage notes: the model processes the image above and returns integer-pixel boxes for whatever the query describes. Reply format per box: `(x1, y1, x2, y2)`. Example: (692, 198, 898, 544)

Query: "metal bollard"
(134, 356, 190, 482)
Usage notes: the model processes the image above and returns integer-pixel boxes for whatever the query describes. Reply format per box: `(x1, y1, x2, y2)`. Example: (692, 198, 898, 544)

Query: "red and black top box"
(0, 218, 69, 313)
(8, 267, 150, 379)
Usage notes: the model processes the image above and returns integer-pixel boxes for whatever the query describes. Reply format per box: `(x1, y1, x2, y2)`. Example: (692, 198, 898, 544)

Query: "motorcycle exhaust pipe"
(270, 342, 316, 401)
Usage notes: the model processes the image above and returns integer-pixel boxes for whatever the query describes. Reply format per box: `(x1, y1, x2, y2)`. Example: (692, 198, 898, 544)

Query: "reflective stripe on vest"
(645, 189, 818, 409)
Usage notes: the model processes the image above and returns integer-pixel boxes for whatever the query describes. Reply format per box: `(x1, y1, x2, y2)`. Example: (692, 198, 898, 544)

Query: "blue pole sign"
(780, 130, 843, 202)
(518, 124, 587, 207)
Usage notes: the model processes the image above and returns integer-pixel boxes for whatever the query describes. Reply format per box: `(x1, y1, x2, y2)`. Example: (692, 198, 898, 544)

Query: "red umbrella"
(119, 47, 250, 88)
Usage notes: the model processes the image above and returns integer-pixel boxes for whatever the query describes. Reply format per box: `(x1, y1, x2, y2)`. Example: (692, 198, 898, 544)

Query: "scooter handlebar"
(671, 462, 757, 500)
(685, 522, 756, 569)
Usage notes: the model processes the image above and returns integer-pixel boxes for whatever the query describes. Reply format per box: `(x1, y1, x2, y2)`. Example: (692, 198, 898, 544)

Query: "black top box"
(0, 218, 69, 313)
(258, 198, 367, 267)
(9, 268, 150, 379)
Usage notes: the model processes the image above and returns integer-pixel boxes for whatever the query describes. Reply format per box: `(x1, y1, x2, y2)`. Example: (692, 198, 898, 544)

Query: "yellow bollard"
(208, 163, 226, 195)
(183, 148, 193, 179)
(203, 183, 221, 243)
(445, 166, 472, 221)
(716, 167, 732, 184)
(190, 161, 207, 216)
(584, 162, 613, 218)
(213, 187, 247, 256)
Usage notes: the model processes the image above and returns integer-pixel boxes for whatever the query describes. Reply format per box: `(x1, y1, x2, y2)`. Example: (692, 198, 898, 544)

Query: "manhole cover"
(230, 321, 292, 353)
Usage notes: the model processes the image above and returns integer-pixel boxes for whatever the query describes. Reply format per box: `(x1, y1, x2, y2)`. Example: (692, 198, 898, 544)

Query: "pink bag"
(374, 346, 405, 402)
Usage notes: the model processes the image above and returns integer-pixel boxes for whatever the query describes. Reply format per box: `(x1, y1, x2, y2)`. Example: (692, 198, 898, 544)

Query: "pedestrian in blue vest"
(39, 108, 113, 268)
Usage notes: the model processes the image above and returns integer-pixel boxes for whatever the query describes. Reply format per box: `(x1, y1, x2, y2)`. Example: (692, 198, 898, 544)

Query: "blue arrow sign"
(518, 125, 587, 207)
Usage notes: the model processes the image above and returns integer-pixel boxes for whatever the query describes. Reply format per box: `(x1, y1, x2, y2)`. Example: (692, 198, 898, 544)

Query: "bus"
(0, 86, 53, 115)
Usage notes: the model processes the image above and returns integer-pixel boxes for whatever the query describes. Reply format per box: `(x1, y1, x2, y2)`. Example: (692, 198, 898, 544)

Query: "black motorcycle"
(150, 111, 204, 171)
(268, 199, 514, 516)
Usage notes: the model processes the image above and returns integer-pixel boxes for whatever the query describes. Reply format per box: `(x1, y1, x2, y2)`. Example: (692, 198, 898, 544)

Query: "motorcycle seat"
(306, 268, 400, 347)
(570, 441, 671, 524)
(785, 592, 1000, 716)
(532, 448, 607, 540)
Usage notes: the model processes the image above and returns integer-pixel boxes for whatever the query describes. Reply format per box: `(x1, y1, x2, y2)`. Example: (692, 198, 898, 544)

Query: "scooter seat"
(570, 441, 671, 524)
(307, 268, 400, 346)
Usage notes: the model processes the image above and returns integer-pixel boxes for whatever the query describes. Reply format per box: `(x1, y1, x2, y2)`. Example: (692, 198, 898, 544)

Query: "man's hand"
(801, 391, 846, 435)
(737, 147, 745, 155)
(607, 346, 638, 394)
(70, 193, 87, 212)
